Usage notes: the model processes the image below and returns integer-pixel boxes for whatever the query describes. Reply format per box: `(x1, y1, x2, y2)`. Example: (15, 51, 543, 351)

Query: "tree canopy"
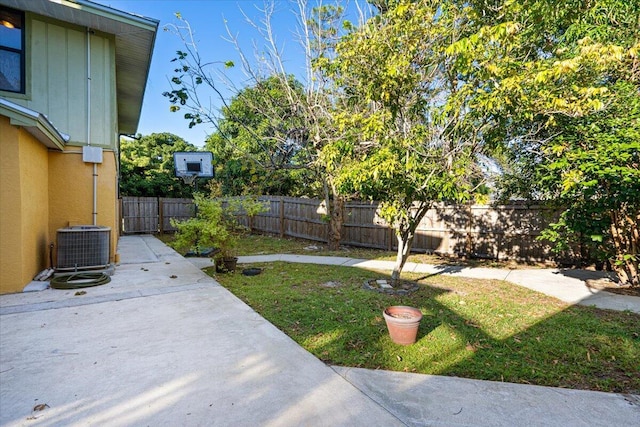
(162, 0, 639, 284)
(120, 133, 202, 198)
(321, 0, 486, 279)
(451, 0, 640, 284)
(204, 75, 317, 196)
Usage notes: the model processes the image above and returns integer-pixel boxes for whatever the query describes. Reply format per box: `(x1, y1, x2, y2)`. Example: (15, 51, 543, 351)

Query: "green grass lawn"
(162, 231, 638, 392)
(233, 234, 550, 268)
(206, 261, 640, 394)
(162, 231, 550, 269)
(233, 234, 394, 259)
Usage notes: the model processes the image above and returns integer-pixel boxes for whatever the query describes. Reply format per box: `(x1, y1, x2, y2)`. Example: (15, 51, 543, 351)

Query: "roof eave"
(0, 98, 69, 150)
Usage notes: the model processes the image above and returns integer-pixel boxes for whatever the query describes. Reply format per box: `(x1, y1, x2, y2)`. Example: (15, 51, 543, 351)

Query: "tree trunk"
(328, 195, 344, 250)
(389, 201, 431, 282)
(610, 207, 639, 287)
(391, 231, 414, 282)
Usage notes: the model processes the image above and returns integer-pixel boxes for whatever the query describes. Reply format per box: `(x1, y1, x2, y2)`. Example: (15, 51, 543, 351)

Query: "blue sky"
(94, 0, 371, 147)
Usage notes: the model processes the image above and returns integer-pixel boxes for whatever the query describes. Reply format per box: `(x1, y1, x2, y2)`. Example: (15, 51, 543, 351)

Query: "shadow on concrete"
(554, 268, 618, 284)
(2, 236, 638, 427)
(0, 237, 402, 426)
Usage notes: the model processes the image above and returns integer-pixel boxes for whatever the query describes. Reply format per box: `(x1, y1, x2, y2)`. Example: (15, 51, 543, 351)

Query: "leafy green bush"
(170, 194, 236, 258)
(170, 195, 269, 259)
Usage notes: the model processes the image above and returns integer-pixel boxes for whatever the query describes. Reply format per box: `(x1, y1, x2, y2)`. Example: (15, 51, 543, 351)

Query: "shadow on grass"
(208, 262, 640, 394)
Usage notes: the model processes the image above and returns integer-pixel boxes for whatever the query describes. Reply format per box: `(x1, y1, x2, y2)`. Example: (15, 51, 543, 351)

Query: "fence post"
(279, 197, 285, 238)
(158, 198, 164, 234)
(136, 199, 141, 234)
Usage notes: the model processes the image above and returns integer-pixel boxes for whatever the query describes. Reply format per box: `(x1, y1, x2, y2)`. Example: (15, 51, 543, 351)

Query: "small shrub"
(170, 194, 236, 257)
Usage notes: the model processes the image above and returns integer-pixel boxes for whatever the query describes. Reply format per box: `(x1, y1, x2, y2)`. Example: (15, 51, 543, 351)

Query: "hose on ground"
(50, 272, 111, 289)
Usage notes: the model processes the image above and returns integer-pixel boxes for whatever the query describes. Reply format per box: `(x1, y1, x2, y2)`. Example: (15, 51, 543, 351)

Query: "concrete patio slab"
(2, 235, 638, 426)
(0, 237, 403, 426)
(332, 367, 640, 427)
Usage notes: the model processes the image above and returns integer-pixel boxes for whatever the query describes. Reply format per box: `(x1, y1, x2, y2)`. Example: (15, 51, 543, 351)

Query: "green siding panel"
(7, 18, 117, 149)
(89, 35, 111, 146)
(67, 29, 86, 141)
(29, 19, 47, 115)
(47, 24, 68, 129)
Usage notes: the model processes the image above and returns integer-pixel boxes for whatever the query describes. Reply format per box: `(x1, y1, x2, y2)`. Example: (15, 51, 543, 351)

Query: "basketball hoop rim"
(180, 173, 198, 185)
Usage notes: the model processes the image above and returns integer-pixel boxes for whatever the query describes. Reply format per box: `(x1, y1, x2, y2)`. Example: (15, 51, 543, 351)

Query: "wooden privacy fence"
(120, 195, 558, 261)
(120, 197, 194, 234)
(241, 196, 557, 261)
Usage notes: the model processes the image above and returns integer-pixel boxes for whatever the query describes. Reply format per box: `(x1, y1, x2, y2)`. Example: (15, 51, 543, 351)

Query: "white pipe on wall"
(92, 163, 98, 226)
(87, 28, 98, 226)
(87, 29, 91, 147)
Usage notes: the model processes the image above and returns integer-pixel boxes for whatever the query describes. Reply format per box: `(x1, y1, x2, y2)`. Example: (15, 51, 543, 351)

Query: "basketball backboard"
(173, 152, 214, 178)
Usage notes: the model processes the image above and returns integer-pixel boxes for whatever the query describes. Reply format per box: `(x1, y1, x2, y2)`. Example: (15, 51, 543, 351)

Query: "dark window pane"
(0, 50, 21, 92)
(0, 6, 24, 93)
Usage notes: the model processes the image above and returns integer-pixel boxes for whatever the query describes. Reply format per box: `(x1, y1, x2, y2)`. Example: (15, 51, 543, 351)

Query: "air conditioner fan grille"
(57, 226, 110, 270)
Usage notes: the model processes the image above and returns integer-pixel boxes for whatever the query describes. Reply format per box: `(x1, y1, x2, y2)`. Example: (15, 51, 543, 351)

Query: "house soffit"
(0, 0, 159, 135)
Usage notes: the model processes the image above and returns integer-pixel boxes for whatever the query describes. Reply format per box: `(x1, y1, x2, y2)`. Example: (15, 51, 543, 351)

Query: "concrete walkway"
(1, 235, 638, 426)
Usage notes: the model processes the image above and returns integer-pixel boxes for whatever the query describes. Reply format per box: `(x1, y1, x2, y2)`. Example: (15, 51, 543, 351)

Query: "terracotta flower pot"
(383, 306, 423, 345)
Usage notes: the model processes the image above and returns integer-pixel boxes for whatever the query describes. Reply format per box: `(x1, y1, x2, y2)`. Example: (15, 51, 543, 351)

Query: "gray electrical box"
(83, 146, 103, 163)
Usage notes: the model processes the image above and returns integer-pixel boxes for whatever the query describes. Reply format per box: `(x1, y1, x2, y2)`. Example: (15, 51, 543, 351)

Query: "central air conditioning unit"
(57, 226, 111, 271)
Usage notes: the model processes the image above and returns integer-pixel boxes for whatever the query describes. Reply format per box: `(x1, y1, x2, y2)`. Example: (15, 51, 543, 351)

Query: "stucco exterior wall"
(48, 149, 119, 265)
(0, 116, 50, 294)
(0, 117, 23, 293)
(0, 116, 119, 294)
